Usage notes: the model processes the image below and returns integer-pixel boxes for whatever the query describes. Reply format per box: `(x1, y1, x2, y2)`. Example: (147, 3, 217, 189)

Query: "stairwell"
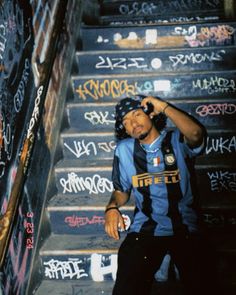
(34, 1, 236, 294)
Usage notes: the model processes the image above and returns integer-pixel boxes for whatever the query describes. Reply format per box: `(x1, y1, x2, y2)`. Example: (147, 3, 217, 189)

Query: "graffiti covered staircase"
(35, 1, 236, 294)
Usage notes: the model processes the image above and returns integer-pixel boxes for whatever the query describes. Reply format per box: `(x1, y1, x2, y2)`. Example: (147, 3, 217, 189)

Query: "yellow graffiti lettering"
(75, 79, 137, 100)
(111, 79, 120, 97)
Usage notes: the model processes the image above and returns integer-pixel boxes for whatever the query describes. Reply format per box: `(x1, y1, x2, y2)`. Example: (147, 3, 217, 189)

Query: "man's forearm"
(106, 190, 130, 209)
(164, 104, 204, 147)
(142, 96, 205, 147)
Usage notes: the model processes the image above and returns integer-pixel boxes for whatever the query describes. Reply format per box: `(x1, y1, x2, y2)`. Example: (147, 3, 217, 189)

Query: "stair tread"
(76, 44, 236, 55)
(35, 280, 114, 295)
(71, 68, 236, 79)
(55, 158, 113, 170)
(61, 130, 114, 137)
(75, 47, 236, 76)
(48, 193, 134, 209)
(55, 155, 236, 170)
(82, 20, 236, 29)
(34, 279, 236, 295)
(99, 14, 224, 26)
(100, 0, 225, 18)
(40, 233, 236, 256)
(40, 234, 124, 254)
(81, 21, 236, 51)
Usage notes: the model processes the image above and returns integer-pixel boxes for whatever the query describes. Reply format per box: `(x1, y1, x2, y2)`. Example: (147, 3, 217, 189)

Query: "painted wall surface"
(0, 0, 81, 294)
(0, 0, 34, 212)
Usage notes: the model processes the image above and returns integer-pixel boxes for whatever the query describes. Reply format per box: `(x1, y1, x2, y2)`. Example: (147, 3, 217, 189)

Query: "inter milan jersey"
(112, 129, 204, 236)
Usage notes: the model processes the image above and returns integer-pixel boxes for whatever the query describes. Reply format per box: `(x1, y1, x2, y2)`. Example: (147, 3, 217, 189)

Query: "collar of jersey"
(140, 130, 166, 153)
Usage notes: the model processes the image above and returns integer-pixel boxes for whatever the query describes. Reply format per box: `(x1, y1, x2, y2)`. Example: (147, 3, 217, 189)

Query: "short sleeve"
(172, 129, 205, 158)
(112, 145, 132, 193)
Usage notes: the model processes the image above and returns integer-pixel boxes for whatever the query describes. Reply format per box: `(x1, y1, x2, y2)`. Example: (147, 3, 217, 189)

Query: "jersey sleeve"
(112, 145, 132, 193)
(172, 129, 205, 158)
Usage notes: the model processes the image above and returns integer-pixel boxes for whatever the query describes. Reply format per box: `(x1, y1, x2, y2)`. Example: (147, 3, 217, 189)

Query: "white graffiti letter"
(90, 254, 117, 281)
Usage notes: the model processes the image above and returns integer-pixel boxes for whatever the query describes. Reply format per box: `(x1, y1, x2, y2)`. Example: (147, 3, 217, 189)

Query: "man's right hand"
(105, 208, 125, 240)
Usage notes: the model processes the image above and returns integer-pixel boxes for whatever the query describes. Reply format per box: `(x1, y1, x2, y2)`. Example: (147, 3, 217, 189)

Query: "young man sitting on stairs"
(105, 95, 220, 295)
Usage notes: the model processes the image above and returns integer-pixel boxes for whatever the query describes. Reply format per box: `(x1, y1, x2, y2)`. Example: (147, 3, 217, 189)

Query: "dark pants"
(113, 232, 219, 295)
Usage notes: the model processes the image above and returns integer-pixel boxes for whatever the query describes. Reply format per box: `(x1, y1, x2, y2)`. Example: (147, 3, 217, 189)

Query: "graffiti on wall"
(2, 187, 34, 295)
(0, 0, 33, 197)
(0, 0, 79, 294)
(43, 0, 79, 148)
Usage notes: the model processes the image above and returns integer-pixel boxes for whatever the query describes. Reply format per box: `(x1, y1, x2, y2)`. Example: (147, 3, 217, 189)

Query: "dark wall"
(0, 0, 82, 294)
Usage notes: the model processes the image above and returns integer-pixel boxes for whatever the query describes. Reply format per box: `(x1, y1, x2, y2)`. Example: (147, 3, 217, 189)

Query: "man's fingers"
(118, 215, 125, 231)
(106, 222, 119, 240)
(105, 210, 121, 240)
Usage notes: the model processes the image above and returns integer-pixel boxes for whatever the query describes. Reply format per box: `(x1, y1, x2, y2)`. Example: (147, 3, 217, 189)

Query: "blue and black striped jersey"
(112, 129, 204, 236)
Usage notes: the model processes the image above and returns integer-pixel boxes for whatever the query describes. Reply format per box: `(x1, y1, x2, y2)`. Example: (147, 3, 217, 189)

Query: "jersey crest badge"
(165, 154, 176, 165)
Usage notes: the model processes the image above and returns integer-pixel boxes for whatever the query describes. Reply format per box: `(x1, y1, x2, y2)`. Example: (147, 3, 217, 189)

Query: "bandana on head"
(115, 96, 145, 135)
(114, 95, 167, 141)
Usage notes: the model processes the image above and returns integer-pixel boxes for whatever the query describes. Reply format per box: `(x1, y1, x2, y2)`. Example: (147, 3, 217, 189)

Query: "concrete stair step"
(66, 99, 236, 133)
(53, 157, 236, 206)
(39, 232, 236, 287)
(47, 201, 133, 235)
(55, 157, 113, 169)
(34, 272, 236, 295)
(48, 193, 111, 208)
(75, 46, 236, 75)
(40, 234, 123, 253)
(61, 131, 115, 162)
(194, 156, 236, 208)
(71, 71, 236, 102)
(81, 21, 236, 51)
(34, 280, 114, 295)
(60, 129, 236, 163)
(40, 234, 123, 281)
(100, 0, 225, 17)
(47, 194, 236, 236)
(54, 163, 112, 197)
(66, 102, 116, 133)
(99, 14, 224, 26)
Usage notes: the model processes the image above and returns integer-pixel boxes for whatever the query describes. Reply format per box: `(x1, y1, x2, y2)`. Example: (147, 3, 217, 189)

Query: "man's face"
(122, 108, 153, 139)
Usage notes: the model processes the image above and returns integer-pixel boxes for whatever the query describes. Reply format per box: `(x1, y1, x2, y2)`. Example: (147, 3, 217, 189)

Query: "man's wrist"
(162, 103, 169, 114)
(105, 206, 120, 214)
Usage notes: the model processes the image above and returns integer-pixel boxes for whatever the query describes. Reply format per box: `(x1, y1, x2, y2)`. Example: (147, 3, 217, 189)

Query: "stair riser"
(73, 72, 236, 102)
(82, 22, 236, 51)
(48, 208, 236, 235)
(100, 0, 224, 17)
(100, 15, 224, 26)
(42, 253, 118, 281)
(49, 209, 132, 235)
(76, 47, 236, 75)
(67, 99, 236, 132)
(35, 281, 114, 295)
(54, 167, 236, 205)
(55, 169, 113, 197)
(61, 131, 236, 161)
(62, 134, 115, 161)
(41, 252, 236, 286)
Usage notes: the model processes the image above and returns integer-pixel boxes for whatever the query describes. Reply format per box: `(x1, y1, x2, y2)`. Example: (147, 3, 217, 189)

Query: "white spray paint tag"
(118, 214, 131, 232)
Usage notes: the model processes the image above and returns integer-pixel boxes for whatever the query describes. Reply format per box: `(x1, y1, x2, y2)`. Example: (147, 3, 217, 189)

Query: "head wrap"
(115, 95, 145, 138)
(114, 95, 167, 141)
